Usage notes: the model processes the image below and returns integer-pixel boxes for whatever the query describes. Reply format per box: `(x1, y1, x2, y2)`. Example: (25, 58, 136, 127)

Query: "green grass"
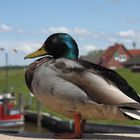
(0, 68, 28, 93)
(116, 68, 140, 94)
(88, 119, 140, 126)
(0, 68, 30, 105)
(0, 67, 140, 125)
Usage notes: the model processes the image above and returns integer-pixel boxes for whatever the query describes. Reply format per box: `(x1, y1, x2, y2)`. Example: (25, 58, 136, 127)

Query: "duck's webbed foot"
(54, 113, 86, 139)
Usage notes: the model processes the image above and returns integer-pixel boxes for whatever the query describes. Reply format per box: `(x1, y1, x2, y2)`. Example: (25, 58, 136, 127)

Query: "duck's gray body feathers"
(25, 57, 140, 120)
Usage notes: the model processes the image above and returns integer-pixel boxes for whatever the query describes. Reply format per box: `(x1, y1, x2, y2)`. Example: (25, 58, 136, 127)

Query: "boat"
(0, 93, 24, 132)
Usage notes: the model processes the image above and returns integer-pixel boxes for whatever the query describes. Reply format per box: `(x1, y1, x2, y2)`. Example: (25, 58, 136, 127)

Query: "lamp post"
(0, 48, 18, 92)
(5, 52, 9, 92)
(132, 42, 136, 50)
(0, 48, 9, 92)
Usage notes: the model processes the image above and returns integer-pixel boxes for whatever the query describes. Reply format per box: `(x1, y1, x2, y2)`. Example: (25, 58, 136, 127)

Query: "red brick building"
(100, 43, 132, 69)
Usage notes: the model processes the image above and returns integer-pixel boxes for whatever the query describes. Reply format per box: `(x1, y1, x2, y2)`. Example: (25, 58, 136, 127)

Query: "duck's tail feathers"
(119, 103, 140, 120)
(79, 101, 128, 121)
(120, 108, 140, 120)
(80, 101, 140, 121)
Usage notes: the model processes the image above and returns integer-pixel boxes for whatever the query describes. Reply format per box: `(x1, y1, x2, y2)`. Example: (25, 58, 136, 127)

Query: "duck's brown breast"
(25, 57, 51, 92)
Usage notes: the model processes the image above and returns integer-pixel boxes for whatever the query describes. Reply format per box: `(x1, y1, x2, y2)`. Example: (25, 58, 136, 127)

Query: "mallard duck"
(25, 33, 140, 138)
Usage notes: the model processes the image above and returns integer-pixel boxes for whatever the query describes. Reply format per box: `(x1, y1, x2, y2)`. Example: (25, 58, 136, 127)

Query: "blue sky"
(0, 0, 140, 66)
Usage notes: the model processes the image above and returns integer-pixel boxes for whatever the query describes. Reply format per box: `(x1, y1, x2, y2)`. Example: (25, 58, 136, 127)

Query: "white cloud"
(19, 42, 41, 53)
(73, 27, 90, 36)
(48, 26, 70, 33)
(80, 45, 97, 55)
(0, 41, 41, 54)
(107, 37, 117, 43)
(118, 30, 135, 38)
(2, 24, 140, 57)
(41, 26, 91, 38)
(0, 24, 12, 32)
(16, 29, 24, 34)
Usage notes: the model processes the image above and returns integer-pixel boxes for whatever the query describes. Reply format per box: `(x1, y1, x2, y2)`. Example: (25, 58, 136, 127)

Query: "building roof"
(101, 45, 118, 63)
(128, 49, 140, 57)
(101, 43, 130, 66)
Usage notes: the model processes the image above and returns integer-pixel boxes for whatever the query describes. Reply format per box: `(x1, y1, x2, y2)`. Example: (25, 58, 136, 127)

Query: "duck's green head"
(24, 33, 79, 59)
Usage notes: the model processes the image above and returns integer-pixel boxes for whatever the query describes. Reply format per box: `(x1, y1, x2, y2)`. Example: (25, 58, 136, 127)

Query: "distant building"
(100, 43, 132, 69)
(128, 49, 140, 57)
(81, 43, 140, 69)
(80, 51, 103, 64)
(124, 54, 140, 67)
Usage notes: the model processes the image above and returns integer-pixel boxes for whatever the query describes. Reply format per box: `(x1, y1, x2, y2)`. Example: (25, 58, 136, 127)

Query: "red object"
(100, 43, 132, 69)
(54, 113, 86, 139)
(128, 49, 140, 57)
(0, 103, 22, 120)
(74, 113, 82, 137)
(0, 94, 24, 128)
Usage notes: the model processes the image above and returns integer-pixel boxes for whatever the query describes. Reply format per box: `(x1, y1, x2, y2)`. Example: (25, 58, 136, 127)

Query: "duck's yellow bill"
(24, 47, 47, 59)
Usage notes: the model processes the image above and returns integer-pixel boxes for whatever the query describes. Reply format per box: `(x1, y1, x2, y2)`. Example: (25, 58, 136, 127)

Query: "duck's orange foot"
(54, 113, 86, 139)
(54, 132, 83, 139)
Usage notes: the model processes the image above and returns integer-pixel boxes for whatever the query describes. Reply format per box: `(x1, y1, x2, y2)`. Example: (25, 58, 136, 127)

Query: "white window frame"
(119, 55, 127, 62)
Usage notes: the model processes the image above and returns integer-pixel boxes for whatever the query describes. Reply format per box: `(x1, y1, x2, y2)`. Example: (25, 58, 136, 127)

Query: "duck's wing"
(53, 58, 140, 120)
(51, 58, 140, 104)
(75, 59, 140, 103)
